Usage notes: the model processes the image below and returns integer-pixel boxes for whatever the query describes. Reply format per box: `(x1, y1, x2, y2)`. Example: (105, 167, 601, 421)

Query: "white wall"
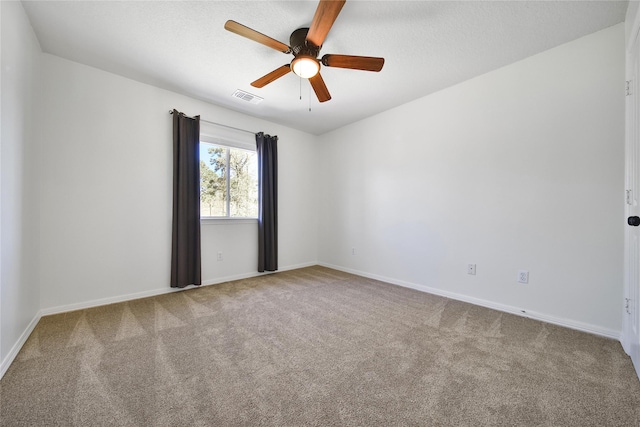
(0, 5, 628, 381)
(37, 54, 318, 312)
(627, 1, 640, 49)
(1, 1, 42, 372)
(318, 24, 625, 337)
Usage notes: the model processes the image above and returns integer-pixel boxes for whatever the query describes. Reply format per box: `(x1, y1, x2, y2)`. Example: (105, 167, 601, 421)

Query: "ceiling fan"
(224, 0, 384, 103)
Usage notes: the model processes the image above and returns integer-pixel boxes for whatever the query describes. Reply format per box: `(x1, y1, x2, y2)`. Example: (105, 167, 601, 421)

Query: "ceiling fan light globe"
(291, 56, 320, 79)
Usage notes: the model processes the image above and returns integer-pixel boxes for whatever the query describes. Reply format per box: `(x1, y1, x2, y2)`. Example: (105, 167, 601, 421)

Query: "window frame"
(199, 124, 258, 221)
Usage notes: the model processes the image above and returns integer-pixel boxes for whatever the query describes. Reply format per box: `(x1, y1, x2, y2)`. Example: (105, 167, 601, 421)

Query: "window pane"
(200, 144, 227, 216)
(229, 147, 258, 218)
(200, 141, 258, 219)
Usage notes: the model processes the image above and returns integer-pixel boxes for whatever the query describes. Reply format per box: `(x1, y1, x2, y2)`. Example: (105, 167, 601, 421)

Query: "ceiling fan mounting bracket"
(290, 28, 321, 58)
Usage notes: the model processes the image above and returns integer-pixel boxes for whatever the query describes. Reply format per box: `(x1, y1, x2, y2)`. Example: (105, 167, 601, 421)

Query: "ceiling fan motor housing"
(290, 28, 320, 58)
(224, 0, 383, 103)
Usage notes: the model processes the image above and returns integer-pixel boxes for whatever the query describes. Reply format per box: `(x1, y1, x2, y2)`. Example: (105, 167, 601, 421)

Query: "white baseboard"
(40, 261, 319, 317)
(319, 262, 622, 341)
(40, 286, 186, 316)
(0, 311, 41, 380)
(201, 261, 318, 286)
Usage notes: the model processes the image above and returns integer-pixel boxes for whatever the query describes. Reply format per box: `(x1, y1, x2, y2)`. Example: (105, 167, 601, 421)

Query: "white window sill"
(201, 217, 258, 225)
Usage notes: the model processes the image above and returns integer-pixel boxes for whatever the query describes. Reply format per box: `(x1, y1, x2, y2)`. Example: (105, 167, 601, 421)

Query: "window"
(199, 122, 258, 218)
(199, 143, 258, 217)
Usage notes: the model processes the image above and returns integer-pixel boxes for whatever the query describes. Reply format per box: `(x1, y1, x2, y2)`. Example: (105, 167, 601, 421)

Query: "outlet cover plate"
(518, 270, 529, 284)
(467, 264, 476, 275)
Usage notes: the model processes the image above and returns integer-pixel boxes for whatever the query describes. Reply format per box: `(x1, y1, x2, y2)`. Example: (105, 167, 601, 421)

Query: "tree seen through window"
(200, 143, 258, 218)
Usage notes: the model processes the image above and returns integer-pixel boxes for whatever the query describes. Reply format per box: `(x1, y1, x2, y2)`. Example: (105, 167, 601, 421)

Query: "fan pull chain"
(309, 83, 311, 112)
(299, 76, 302, 100)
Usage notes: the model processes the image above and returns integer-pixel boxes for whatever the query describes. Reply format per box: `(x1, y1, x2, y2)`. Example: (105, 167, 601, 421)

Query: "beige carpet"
(1, 266, 639, 426)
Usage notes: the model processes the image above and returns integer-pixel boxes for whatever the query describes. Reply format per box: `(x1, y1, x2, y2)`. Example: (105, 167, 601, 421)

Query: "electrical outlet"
(467, 264, 476, 275)
(518, 270, 529, 284)
(217, 252, 223, 261)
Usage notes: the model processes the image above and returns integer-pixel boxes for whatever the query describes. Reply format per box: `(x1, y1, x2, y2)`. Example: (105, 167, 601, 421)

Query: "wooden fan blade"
(251, 65, 291, 88)
(309, 73, 331, 102)
(306, 0, 346, 47)
(225, 20, 290, 53)
(321, 54, 384, 72)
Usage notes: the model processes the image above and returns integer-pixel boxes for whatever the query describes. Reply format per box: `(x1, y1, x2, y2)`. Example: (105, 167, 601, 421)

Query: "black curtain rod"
(169, 110, 256, 135)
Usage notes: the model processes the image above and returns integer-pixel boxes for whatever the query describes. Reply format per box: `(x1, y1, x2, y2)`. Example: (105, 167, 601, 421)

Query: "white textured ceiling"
(22, 0, 628, 135)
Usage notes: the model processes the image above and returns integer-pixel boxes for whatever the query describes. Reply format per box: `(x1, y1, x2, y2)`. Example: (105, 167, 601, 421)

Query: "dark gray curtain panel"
(171, 110, 201, 288)
(256, 132, 278, 272)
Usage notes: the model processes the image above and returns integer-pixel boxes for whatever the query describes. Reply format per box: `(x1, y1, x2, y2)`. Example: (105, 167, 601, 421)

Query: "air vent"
(232, 89, 263, 105)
